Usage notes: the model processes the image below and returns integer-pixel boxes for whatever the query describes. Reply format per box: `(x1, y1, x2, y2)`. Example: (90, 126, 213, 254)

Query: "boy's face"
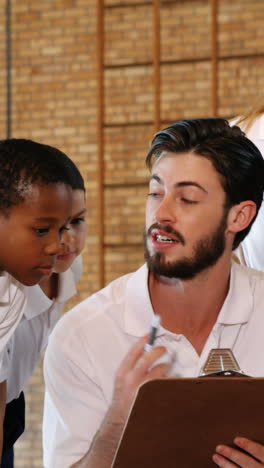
(54, 189, 87, 273)
(0, 182, 72, 286)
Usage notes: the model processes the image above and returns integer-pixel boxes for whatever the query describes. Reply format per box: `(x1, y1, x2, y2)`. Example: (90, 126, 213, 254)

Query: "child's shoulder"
(0, 271, 25, 299)
(0, 271, 26, 351)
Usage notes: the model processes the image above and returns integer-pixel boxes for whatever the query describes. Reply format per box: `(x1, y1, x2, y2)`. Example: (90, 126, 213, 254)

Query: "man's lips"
(151, 228, 180, 243)
(149, 231, 179, 251)
(146, 224, 185, 251)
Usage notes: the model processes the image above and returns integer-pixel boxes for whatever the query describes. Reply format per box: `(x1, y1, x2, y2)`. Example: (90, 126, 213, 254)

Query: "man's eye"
(181, 198, 198, 204)
(70, 217, 85, 226)
(35, 228, 49, 237)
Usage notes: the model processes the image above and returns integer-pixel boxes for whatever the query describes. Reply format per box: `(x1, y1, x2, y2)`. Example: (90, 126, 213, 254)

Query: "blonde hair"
(235, 105, 264, 133)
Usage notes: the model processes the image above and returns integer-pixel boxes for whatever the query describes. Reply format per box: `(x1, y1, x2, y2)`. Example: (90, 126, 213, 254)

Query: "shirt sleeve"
(0, 275, 26, 354)
(0, 346, 10, 383)
(43, 323, 108, 468)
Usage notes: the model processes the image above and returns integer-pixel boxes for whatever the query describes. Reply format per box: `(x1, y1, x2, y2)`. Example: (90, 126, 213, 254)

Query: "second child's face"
(54, 189, 87, 273)
(0, 183, 72, 286)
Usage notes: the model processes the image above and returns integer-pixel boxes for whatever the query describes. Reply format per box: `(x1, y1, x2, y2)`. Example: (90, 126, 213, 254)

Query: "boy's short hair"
(0, 138, 84, 214)
(146, 118, 264, 249)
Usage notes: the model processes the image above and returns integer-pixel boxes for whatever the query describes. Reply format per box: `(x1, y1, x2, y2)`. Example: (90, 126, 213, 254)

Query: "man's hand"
(110, 335, 169, 423)
(213, 437, 264, 467)
(71, 336, 169, 467)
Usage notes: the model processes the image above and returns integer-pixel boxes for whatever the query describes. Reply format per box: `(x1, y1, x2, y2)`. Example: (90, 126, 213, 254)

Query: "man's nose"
(155, 196, 176, 224)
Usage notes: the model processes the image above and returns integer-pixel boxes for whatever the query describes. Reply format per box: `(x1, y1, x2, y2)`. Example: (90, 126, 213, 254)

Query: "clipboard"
(111, 377, 264, 468)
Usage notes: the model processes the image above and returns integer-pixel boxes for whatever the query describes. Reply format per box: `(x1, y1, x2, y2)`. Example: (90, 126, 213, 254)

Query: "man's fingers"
(234, 437, 264, 463)
(116, 337, 167, 379)
(146, 362, 169, 380)
(132, 346, 167, 378)
(213, 440, 264, 467)
(116, 336, 148, 377)
(212, 452, 237, 468)
(112, 338, 168, 421)
(115, 341, 167, 398)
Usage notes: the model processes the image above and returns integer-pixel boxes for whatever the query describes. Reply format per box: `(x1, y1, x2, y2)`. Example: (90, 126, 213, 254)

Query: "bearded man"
(43, 118, 264, 468)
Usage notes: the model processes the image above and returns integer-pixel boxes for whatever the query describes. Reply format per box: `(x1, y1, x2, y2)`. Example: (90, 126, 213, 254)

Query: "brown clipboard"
(111, 377, 264, 468)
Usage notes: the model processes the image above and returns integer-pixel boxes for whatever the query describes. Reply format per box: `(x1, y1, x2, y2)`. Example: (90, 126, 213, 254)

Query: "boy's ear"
(226, 201, 257, 234)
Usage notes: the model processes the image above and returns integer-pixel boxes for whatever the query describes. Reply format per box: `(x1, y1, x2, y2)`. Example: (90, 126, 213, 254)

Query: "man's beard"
(144, 211, 228, 280)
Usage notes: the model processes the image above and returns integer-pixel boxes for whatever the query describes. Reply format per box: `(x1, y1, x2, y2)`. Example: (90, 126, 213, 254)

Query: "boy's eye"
(59, 226, 70, 236)
(57, 225, 70, 240)
(147, 192, 161, 198)
(70, 217, 85, 226)
(35, 227, 49, 237)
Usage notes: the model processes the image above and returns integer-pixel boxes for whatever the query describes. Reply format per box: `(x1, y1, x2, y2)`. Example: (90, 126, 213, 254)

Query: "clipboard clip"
(199, 348, 250, 377)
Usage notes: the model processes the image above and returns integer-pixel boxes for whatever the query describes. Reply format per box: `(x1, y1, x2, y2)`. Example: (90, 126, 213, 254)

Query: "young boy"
(2, 175, 87, 467)
(0, 138, 78, 459)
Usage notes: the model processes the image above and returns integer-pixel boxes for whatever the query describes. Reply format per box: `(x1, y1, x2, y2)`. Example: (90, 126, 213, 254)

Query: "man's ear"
(226, 201, 257, 234)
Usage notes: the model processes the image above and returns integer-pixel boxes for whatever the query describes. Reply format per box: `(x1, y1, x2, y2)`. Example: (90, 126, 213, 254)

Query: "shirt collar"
(124, 260, 253, 337)
(216, 260, 254, 325)
(24, 268, 77, 320)
(0, 272, 22, 303)
(124, 264, 155, 337)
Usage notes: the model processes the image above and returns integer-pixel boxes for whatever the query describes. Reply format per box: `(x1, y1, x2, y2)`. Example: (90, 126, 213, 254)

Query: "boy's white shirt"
(0, 255, 82, 402)
(0, 272, 27, 379)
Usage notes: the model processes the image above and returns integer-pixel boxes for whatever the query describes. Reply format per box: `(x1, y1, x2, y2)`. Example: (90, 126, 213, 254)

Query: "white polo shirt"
(232, 115, 264, 270)
(0, 272, 27, 381)
(43, 261, 264, 468)
(4, 255, 82, 403)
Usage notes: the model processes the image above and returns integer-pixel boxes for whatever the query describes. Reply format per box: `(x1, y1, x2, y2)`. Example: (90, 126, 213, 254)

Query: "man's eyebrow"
(175, 181, 208, 194)
(150, 174, 163, 184)
(150, 175, 208, 194)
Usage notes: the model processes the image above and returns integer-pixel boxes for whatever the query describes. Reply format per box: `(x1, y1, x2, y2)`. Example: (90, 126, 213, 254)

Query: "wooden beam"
(153, 0, 161, 132)
(211, 0, 218, 116)
(97, 0, 105, 288)
(5, 0, 11, 138)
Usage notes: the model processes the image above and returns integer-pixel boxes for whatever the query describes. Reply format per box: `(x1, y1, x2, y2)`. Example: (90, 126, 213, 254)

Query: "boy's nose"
(60, 227, 75, 252)
(44, 237, 62, 256)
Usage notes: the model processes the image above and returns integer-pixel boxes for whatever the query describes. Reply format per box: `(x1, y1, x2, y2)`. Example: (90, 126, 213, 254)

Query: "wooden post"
(5, 0, 11, 138)
(211, 0, 218, 116)
(97, 0, 105, 288)
(153, 0, 161, 132)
